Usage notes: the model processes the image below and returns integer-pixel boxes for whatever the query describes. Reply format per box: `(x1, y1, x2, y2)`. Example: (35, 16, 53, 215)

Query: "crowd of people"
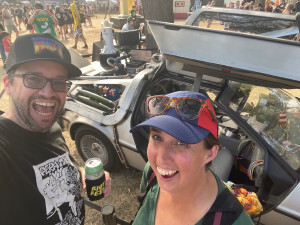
(223, 0, 299, 14)
(0, 1, 96, 69)
(192, 0, 300, 14)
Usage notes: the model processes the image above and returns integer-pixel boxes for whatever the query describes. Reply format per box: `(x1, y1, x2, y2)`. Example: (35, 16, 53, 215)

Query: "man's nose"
(39, 81, 56, 95)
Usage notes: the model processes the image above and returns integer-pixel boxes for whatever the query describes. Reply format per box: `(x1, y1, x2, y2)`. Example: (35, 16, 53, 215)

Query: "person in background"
(85, 4, 92, 26)
(2, 1, 19, 39)
(46, 4, 54, 15)
(0, 22, 6, 68)
(275, 0, 286, 13)
(130, 5, 137, 19)
(14, 4, 25, 30)
(235, 0, 240, 9)
(0, 33, 111, 224)
(28, 2, 58, 38)
(51, 3, 56, 11)
(255, 3, 263, 11)
(71, 0, 88, 49)
(283, 3, 294, 14)
(207, 0, 215, 28)
(265, 0, 275, 12)
(55, 6, 67, 40)
(24, 6, 35, 34)
(80, 4, 86, 26)
(64, 3, 73, 34)
(2, 31, 10, 68)
(122, 16, 134, 31)
(130, 91, 254, 225)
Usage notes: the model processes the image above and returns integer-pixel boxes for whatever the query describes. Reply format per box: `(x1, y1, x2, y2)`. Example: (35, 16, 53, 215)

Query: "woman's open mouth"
(157, 167, 179, 179)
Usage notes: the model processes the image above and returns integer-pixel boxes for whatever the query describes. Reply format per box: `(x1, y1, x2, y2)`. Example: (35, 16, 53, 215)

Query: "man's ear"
(204, 145, 219, 165)
(3, 75, 12, 96)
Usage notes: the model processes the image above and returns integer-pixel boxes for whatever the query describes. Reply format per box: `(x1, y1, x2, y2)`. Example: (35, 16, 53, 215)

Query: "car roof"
(148, 20, 300, 89)
(186, 7, 297, 37)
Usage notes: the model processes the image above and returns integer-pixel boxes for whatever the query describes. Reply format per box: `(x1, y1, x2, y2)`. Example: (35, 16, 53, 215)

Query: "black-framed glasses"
(11, 73, 72, 93)
(147, 95, 217, 122)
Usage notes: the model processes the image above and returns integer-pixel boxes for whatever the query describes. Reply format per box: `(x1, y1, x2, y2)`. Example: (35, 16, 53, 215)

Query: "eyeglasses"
(11, 73, 72, 93)
(147, 95, 217, 121)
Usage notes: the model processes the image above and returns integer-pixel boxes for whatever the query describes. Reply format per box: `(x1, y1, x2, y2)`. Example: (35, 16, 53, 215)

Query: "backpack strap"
(202, 188, 244, 225)
(131, 167, 157, 224)
(137, 167, 157, 207)
(213, 212, 223, 225)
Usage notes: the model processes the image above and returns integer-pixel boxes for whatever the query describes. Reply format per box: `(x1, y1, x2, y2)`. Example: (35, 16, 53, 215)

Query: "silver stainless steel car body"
(62, 9, 300, 225)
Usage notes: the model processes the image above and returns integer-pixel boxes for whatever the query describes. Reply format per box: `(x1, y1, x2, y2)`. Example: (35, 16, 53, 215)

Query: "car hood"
(148, 20, 300, 89)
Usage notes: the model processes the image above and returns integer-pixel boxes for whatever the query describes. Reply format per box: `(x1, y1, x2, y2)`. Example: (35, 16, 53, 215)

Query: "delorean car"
(61, 8, 300, 225)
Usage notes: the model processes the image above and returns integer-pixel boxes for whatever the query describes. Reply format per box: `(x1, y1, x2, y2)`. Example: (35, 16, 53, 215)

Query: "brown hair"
(203, 133, 219, 168)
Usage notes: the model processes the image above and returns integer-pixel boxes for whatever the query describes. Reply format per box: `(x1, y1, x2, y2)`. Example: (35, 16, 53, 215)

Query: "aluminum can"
(85, 158, 105, 201)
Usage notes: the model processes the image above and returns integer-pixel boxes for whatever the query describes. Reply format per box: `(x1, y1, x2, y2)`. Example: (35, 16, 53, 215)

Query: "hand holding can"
(85, 158, 106, 201)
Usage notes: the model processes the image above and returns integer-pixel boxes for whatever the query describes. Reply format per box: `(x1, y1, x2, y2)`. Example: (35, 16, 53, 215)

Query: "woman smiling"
(131, 91, 253, 225)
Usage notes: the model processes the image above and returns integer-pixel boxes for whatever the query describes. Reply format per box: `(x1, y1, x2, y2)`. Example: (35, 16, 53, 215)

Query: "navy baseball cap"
(130, 91, 218, 144)
(6, 33, 82, 78)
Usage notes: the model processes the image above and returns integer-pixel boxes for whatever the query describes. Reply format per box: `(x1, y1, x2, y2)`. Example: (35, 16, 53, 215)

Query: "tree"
(141, 0, 174, 49)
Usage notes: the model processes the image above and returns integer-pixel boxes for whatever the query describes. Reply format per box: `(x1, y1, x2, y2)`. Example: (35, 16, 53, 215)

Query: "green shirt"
(133, 162, 254, 225)
(34, 13, 56, 38)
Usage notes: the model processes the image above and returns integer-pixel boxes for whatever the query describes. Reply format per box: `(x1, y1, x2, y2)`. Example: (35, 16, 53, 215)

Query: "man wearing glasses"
(0, 33, 111, 224)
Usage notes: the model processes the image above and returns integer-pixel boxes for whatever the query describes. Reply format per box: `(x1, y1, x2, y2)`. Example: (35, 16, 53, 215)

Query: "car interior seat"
(209, 147, 234, 182)
(115, 29, 141, 49)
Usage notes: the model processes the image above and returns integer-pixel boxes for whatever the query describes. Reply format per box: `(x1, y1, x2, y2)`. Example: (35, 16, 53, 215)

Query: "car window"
(228, 83, 300, 171)
(191, 11, 296, 34)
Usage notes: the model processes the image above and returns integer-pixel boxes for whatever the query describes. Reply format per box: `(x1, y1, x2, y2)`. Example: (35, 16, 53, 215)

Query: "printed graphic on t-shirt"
(33, 153, 84, 224)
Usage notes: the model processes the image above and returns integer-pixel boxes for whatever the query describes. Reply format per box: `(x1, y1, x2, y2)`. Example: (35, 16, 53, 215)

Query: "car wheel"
(75, 125, 118, 171)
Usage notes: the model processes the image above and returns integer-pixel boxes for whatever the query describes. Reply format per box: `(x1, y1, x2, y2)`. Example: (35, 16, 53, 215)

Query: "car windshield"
(191, 11, 296, 35)
(229, 83, 300, 171)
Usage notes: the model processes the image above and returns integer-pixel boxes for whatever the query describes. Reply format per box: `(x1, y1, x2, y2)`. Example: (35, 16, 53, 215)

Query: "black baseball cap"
(35, 2, 44, 9)
(6, 33, 82, 78)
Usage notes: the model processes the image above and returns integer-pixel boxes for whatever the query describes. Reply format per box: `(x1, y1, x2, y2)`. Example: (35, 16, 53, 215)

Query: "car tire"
(75, 125, 119, 171)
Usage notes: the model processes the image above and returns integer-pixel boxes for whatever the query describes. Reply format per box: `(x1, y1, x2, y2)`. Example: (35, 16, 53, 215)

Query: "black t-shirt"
(65, 8, 72, 20)
(15, 8, 23, 18)
(56, 11, 65, 23)
(276, 3, 286, 13)
(0, 117, 85, 225)
(0, 22, 4, 31)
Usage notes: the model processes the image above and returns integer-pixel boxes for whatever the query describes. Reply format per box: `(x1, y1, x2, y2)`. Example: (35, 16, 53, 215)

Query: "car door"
(131, 20, 300, 224)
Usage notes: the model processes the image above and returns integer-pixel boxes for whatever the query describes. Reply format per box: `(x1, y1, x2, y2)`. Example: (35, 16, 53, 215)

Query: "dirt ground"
(1, 14, 300, 225)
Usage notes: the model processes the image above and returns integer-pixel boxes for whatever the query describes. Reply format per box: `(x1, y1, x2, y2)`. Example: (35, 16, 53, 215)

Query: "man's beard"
(11, 95, 63, 132)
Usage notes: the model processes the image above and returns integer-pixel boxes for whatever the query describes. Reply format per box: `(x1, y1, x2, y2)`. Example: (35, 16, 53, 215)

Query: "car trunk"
(148, 20, 300, 89)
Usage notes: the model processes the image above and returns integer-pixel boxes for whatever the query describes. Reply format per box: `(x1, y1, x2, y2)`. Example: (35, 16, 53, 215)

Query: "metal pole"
(101, 204, 117, 225)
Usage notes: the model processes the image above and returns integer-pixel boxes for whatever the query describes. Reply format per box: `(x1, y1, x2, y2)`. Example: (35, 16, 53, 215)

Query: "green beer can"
(85, 158, 105, 201)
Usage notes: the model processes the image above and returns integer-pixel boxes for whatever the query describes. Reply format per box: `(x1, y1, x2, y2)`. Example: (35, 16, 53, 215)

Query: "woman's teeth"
(157, 167, 177, 176)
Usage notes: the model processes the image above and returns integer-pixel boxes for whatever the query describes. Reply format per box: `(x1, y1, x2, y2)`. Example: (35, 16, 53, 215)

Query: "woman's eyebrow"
(150, 127, 161, 133)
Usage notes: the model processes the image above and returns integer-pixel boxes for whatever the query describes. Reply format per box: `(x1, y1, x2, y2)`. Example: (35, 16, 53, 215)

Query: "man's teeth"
(35, 102, 55, 107)
(38, 112, 52, 116)
(157, 167, 177, 176)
